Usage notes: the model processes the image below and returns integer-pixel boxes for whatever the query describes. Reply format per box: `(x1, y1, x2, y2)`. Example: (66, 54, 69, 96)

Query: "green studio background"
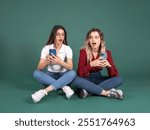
(0, 0, 150, 112)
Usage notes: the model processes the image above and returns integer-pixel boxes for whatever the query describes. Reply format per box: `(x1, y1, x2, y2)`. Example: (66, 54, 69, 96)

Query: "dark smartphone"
(100, 52, 107, 60)
(49, 49, 56, 56)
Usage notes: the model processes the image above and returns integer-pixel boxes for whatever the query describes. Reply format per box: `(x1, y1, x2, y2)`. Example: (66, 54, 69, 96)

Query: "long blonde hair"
(83, 28, 106, 63)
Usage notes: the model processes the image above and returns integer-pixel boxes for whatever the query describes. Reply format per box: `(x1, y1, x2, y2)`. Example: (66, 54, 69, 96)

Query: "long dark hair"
(46, 25, 68, 45)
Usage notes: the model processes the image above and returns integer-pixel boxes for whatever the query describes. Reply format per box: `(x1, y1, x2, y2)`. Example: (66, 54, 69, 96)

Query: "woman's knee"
(116, 76, 123, 86)
(68, 70, 76, 77)
(33, 70, 41, 79)
(72, 76, 83, 86)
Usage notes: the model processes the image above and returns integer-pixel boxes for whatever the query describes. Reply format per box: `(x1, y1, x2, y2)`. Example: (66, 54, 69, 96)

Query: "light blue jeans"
(33, 70, 76, 90)
(72, 72, 123, 95)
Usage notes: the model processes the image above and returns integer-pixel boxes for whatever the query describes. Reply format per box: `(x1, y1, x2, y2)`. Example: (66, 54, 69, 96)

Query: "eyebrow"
(89, 35, 99, 37)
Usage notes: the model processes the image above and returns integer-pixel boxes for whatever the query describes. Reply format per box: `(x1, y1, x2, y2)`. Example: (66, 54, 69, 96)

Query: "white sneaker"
(111, 88, 123, 95)
(62, 86, 74, 99)
(110, 88, 124, 100)
(31, 89, 48, 103)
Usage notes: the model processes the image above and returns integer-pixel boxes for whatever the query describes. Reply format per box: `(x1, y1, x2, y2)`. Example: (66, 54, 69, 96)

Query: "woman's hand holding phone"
(47, 49, 62, 65)
(90, 59, 111, 68)
(99, 59, 111, 68)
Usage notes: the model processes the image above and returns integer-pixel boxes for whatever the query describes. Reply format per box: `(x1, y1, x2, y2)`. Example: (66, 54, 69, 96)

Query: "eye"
(95, 36, 100, 39)
(56, 33, 64, 36)
(89, 36, 93, 39)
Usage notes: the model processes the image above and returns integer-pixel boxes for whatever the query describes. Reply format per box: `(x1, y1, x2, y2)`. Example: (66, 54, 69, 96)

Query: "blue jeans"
(72, 72, 123, 95)
(33, 70, 76, 90)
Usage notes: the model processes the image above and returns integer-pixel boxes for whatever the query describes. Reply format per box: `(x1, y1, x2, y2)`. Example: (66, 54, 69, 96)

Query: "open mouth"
(59, 39, 63, 42)
(92, 43, 96, 45)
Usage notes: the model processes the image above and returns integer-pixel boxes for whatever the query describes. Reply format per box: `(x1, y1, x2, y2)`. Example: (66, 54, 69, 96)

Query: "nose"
(91, 38, 96, 42)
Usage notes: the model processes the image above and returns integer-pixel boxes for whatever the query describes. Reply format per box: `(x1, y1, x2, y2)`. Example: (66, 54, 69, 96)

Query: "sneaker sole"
(31, 94, 38, 103)
(66, 91, 74, 99)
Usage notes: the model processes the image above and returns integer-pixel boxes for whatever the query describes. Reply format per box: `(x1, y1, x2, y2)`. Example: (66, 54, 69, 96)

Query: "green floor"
(0, 77, 150, 113)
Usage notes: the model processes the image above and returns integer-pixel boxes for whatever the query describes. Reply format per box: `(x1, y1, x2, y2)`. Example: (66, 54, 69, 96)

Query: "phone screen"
(100, 52, 107, 60)
(49, 49, 56, 56)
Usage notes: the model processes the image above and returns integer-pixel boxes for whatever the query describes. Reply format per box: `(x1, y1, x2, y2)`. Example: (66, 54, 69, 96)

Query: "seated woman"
(72, 28, 124, 99)
(31, 25, 76, 103)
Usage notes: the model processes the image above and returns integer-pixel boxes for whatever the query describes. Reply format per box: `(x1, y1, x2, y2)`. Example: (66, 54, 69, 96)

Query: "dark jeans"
(72, 72, 123, 95)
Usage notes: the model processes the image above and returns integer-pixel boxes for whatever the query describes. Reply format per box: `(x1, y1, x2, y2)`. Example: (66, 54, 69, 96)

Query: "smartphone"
(49, 49, 56, 56)
(100, 52, 107, 60)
